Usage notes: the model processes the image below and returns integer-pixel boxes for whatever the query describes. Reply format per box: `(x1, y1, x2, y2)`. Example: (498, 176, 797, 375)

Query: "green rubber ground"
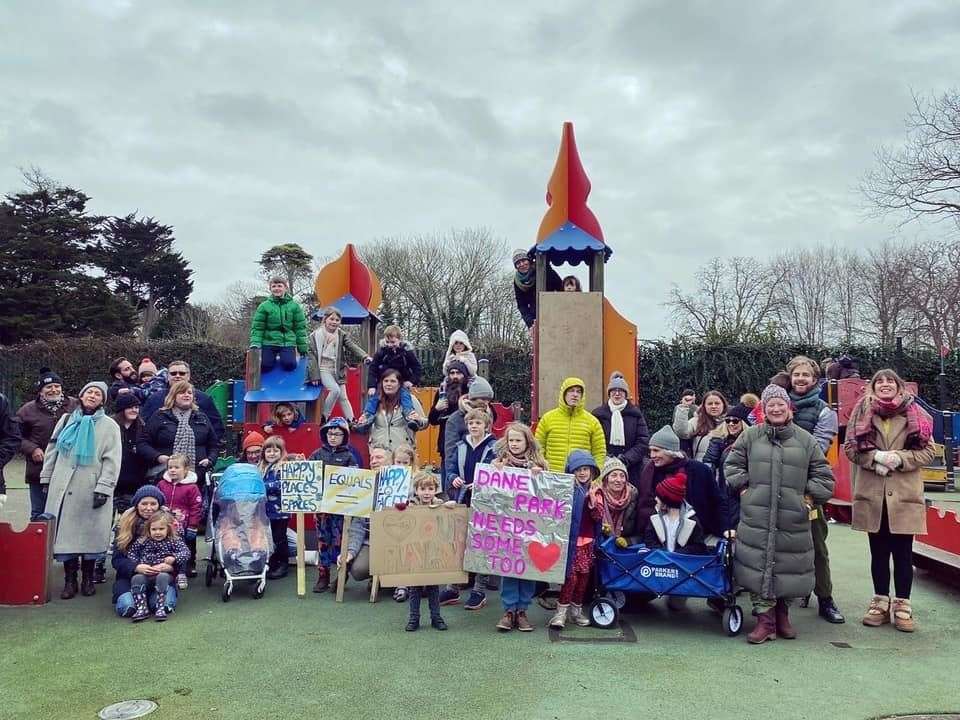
(2, 459, 960, 720)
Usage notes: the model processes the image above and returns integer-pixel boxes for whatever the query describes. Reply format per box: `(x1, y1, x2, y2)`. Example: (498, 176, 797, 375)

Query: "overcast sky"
(2, 1, 959, 338)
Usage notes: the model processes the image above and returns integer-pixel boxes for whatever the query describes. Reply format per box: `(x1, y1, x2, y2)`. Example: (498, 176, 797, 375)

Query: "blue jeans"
(115, 586, 178, 617)
(501, 577, 537, 611)
(29, 483, 47, 521)
(363, 386, 415, 416)
(261, 345, 298, 372)
(409, 585, 442, 621)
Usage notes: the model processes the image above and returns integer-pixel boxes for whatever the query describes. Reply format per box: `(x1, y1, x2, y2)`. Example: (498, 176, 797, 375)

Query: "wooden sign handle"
(295, 513, 306, 598)
(335, 519, 350, 603)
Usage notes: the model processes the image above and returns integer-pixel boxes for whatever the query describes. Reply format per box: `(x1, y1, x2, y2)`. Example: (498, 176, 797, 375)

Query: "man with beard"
(427, 360, 471, 488)
(786, 355, 845, 625)
(107, 357, 140, 405)
(16, 369, 79, 520)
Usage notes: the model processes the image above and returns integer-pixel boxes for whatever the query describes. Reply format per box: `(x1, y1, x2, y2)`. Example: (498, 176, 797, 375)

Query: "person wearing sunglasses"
(703, 399, 756, 534)
(139, 360, 224, 443)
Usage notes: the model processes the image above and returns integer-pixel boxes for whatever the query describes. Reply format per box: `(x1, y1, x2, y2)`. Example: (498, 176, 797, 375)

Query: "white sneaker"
(176, 573, 188, 590)
(549, 603, 569, 629)
(570, 603, 591, 626)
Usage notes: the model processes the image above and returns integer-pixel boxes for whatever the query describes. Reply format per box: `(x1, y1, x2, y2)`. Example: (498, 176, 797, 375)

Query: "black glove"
(92, 492, 109, 509)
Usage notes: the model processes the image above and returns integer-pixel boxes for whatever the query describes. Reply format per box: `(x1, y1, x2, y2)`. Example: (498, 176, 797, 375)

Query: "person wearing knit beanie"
(131, 484, 167, 509)
(725, 403, 752, 424)
(242, 431, 265, 463)
(512, 249, 530, 268)
(36, 368, 64, 391)
(656, 470, 687, 508)
(138, 358, 159, 381)
(467, 376, 494, 400)
(649, 425, 682, 454)
(115, 393, 141, 412)
(760, 384, 792, 424)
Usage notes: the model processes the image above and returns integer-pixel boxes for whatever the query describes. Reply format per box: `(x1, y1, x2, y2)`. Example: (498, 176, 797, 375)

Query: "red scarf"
(601, 482, 637, 537)
(852, 394, 933, 452)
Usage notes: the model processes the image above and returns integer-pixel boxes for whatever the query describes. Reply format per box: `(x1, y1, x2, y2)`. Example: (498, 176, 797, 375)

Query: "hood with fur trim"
(446, 330, 474, 356)
(162, 469, 198, 485)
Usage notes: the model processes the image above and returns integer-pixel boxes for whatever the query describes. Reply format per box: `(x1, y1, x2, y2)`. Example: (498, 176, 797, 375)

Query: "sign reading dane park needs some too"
(320, 465, 377, 517)
(370, 505, 469, 587)
(463, 463, 575, 584)
(279, 460, 324, 513)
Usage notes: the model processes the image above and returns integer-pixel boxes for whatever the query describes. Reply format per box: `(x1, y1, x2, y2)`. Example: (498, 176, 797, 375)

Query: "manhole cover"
(98, 700, 158, 719)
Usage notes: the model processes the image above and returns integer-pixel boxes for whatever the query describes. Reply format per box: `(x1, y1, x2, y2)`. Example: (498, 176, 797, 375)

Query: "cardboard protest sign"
(370, 506, 469, 587)
(463, 463, 575, 584)
(373, 465, 413, 512)
(320, 465, 377, 517)
(279, 461, 324, 513)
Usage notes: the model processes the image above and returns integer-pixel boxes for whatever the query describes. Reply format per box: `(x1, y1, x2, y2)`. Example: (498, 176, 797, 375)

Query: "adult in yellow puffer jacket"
(535, 377, 607, 472)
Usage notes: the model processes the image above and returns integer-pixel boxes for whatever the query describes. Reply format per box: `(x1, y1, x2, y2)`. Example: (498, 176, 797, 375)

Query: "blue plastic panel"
(243, 357, 321, 403)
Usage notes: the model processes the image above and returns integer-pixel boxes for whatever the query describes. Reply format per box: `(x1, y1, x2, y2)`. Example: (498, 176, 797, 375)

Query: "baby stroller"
(589, 537, 744, 636)
(204, 463, 272, 601)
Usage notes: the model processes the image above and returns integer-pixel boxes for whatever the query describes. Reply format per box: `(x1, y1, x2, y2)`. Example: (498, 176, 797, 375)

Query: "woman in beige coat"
(42, 381, 122, 599)
(844, 368, 935, 632)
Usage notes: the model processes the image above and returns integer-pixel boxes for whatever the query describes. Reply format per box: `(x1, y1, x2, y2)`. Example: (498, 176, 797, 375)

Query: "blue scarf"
(56, 407, 103, 466)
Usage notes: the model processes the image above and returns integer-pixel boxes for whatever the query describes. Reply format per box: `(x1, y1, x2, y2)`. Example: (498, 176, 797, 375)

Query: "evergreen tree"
(0, 173, 134, 344)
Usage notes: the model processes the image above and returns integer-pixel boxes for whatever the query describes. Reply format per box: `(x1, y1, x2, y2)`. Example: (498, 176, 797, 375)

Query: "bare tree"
(360, 228, 526, 347)
(775, 247, 843, 345)
(858, 240, 917, 346)
(862, 89, 960, 232)
(903, 239, 960, 350)
(829, 248, 865, 343)
(666, 257, 785, 341)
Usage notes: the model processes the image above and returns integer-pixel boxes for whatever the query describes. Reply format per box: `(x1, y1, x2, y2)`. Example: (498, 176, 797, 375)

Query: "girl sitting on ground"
(127, 511, 191, 622)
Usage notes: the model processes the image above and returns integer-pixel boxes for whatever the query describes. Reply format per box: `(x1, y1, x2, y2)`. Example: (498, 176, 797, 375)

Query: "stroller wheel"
(610, 591, 627, 609)
(252, 582, 265, 599)
(590, 598, 618, 628)
(723, 605, 744, 636)
(204, 563, 214, 588)
(221, 584, 232, 603)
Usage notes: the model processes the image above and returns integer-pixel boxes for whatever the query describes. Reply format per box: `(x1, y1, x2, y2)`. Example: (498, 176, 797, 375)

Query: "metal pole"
(941, 352, 955, 491)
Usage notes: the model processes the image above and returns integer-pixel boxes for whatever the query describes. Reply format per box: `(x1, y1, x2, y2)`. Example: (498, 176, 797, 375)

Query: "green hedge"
(638, 341, 960, 430)
(0, 337, 245, 407)
(3, 338, 955, 431)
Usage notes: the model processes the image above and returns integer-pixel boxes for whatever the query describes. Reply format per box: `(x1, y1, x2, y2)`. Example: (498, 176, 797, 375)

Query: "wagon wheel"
(723, 605, 743, 636)
(590, 598, 618, 628)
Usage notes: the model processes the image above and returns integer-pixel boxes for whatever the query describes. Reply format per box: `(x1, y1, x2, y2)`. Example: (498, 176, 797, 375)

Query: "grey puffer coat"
(723, 422, 834, 599)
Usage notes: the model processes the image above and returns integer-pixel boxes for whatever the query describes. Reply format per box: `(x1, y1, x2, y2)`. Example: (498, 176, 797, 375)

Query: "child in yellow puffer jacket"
(534, 377, 606, 472)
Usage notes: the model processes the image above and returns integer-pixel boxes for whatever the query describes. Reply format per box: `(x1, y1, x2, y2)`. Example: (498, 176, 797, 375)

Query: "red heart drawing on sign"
(527, 542, 561, 572)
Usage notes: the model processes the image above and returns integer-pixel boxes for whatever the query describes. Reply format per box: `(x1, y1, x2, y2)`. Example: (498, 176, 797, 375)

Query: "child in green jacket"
(249, 277, 309, 373)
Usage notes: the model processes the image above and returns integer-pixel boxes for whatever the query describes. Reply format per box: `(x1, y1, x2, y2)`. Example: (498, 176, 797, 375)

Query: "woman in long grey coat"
(41, 381, 122, 599)
(724, 384, 834, 644)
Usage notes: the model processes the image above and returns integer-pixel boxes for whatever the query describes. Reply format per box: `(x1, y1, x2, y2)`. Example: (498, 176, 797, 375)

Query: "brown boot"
(892, 598, 915, 633)
(747, 608, 777, 644)
(496, 611, 515, 631)
(516, 611, 534, 632)
(60, 559, 79, 600)
(312, 565, 330, 593)
(775, 599, 797, 639)
(862, 595, 890, 627)
(80, 559, 96, 597)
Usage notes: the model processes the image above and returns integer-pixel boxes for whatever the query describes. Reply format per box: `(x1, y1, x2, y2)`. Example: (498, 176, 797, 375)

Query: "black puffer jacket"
(0, 393, 22, 494)
(367, 340, 422, 388)
(592, 402, 650, 486)
(114, 418, 148, 497)
(138, 409, 219, 485)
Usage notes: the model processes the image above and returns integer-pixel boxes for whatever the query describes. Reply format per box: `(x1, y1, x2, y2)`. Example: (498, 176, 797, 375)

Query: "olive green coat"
(724, 422, 835, 599)
(844, 408, 936, 535)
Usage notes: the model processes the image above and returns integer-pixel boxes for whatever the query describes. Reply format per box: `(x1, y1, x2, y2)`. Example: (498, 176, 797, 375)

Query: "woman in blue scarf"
(41, 381, 122, 599)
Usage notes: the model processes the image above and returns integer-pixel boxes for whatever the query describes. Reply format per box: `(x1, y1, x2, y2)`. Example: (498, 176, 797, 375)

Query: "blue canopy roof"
(534, 221, 612, 266)
(311, 293, 380, 324)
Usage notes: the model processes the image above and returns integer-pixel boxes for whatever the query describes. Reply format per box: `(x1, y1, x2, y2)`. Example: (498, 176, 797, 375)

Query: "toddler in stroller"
(205, 462, 273, 601)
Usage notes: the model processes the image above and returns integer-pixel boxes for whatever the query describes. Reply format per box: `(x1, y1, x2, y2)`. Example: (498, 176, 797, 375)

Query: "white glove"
(873, 450, 889, 466)
(0, 493, 6, 511)
(874, 463, 890, 477)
